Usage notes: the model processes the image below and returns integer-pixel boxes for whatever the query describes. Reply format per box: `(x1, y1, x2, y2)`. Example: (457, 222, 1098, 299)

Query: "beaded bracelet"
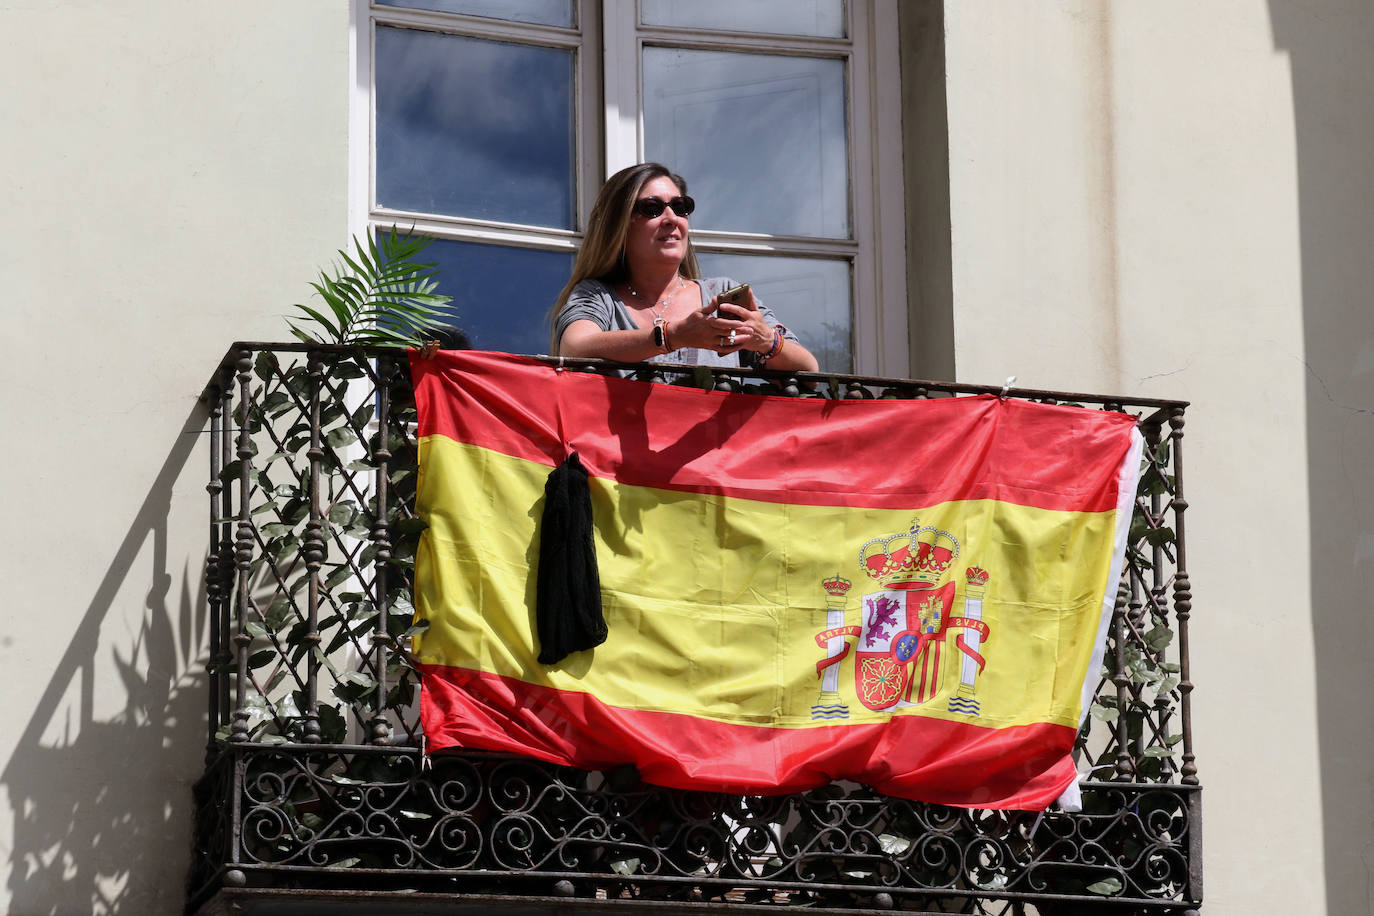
(759, 326, 785, 363)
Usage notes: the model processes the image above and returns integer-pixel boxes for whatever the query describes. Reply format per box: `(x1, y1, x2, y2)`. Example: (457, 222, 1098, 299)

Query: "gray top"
(553, 276, 798, 368)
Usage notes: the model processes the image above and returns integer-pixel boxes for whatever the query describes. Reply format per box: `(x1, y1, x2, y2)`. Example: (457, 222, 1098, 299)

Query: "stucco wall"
(941, 2, 1373, 913)
(0, 3, 349, 913)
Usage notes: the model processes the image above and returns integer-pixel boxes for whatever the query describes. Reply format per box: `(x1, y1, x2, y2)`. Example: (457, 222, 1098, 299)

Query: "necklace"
(627, 275, 685, 350)
(626, 275, 684, 315)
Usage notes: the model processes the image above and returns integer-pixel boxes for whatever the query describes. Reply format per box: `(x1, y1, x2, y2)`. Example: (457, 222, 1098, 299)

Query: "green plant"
(288, 229, 452, 347)
(215, 349, 428, 747)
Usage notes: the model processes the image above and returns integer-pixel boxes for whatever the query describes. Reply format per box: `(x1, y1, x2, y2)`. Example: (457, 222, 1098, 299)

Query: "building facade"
(1, 1, 1370, 913)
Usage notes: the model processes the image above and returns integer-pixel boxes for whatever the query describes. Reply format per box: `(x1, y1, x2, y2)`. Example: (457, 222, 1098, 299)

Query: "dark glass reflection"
(644, 48, 848, 239)
(376, 27, 575, 228)
(411, 237, 572, 355)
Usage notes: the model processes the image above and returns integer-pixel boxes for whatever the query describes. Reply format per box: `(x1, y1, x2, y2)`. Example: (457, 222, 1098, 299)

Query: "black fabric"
(535, 452, 606, 664)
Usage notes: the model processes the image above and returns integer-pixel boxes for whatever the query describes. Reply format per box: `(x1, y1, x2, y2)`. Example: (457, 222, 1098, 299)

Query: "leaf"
(1086, 877, 1123, 896)
(609, 858, 640, 876)
(272, 533, 300, 562)
(333, 359, 367, 380)
(248, 649, 277, 669)
(317, 704, 347, 743)
(312, 646, 341, 677)
(399, 620, 430, 639)
(1143, 526, 1176, 547)
(289, 302, 341, 341)
(286, 230, 451, 347)
(250, 352, 276, 383)
(1145, 624, 1174, 653)
(878, 833, 911, 856)
(325, 426, 356, 449)
(332, 669, 378, 704)
(265, 597, 294, 632)
(351, 400, 376, 428)
(1090, 703, 1120, 724)
(272, 691, 300, 718)
(323, 563, 354, 591)
(260, 390, 293, 416)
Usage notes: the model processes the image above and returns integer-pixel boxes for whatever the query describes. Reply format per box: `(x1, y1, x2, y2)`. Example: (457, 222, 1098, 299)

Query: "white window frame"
(350, 0, 907, 375)
(350, 0, 601, 256)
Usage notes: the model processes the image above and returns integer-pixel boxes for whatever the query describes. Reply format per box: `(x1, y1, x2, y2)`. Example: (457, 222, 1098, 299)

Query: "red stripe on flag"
(420, 664, 1080, 811)
(410, 350, 1137, 513)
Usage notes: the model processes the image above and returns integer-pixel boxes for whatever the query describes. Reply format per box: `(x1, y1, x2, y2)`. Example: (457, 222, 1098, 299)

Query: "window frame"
(350, 0, 907, 374)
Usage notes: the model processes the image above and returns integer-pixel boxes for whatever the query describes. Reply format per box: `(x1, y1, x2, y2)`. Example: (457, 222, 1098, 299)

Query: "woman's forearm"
(558, 321, 668, 362)
(764, 338, 819, 373)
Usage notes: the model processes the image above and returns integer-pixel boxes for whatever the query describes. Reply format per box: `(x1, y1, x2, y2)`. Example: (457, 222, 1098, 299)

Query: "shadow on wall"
(2, 401, 209, 915)
(1267, 3, 1374, 914)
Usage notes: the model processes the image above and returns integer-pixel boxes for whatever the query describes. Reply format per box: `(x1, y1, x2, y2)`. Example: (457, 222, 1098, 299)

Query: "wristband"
(653, 318, 670, 351)
(759, 326, 784, 363)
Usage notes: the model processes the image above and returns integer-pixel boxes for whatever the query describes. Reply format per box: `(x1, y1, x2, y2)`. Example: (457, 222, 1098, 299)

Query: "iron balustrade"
(190, 343, 1200, 915)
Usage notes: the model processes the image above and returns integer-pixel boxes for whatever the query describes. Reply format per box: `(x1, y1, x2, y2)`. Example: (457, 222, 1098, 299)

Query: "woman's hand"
(702, 288, 772, 355)
(661, 294, 744, 353)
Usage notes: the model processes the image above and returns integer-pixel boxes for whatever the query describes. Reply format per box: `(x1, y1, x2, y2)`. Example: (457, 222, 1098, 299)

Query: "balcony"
(188, 343, 1199, 916)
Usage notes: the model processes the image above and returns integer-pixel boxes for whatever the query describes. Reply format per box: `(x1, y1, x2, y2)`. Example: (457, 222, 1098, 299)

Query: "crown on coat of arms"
(822, 575, 852, 597)
(859, 520, 961, 588)
(965, 567, 989, 586)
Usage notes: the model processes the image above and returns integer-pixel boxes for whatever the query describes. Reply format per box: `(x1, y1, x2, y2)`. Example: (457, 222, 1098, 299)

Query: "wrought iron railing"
(189, 343, 1199, 915)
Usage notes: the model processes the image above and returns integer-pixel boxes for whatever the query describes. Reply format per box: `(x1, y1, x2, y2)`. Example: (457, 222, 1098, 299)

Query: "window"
(352, 0, 906, 373)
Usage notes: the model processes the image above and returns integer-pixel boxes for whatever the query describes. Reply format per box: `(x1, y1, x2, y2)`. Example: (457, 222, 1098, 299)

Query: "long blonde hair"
(549, 163, 701, 353)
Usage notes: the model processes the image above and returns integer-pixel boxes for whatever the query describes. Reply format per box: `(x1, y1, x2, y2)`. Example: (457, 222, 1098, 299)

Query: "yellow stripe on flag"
(415, 435, 1116, 731)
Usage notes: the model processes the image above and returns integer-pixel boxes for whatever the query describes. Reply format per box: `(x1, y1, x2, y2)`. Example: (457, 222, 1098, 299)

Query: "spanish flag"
(411, 351, 1142, 811)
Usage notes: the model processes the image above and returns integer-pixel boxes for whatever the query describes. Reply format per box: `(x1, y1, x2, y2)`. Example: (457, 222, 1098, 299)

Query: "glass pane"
(416, 237, 573, 354)
(698, 253, 851, 372)
(378, 0, 574, 28)
(641, 0, 844, 38)
(376, 26, 575, 228)
(644, 48, 848, 239)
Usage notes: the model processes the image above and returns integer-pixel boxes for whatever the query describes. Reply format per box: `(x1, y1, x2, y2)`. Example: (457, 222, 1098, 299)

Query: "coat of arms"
(812, 521, 992, 719)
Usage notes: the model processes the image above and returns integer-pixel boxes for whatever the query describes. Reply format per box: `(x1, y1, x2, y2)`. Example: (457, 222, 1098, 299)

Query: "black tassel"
(536, 451, 606, 665)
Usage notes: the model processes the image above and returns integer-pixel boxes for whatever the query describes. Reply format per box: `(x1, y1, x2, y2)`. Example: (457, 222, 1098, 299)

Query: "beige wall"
(940, 1, 1373, 913)
(0, 3, 349, 913)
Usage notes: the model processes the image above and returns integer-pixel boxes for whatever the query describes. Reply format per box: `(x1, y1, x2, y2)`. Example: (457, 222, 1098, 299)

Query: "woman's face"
(622, 175, 690, 276)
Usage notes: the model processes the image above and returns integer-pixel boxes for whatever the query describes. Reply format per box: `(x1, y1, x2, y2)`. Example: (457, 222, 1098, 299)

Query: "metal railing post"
(230, 349, 255, 743)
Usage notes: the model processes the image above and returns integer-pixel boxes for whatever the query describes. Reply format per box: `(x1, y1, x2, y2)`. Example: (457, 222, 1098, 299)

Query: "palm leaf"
(286, 230, 453, 346)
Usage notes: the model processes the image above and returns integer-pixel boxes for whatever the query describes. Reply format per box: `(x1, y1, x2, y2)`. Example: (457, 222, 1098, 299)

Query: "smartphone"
(716, 283, 751, 315)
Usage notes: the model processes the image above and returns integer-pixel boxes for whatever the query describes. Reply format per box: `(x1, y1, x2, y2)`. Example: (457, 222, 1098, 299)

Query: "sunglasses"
(632, 195, 695, 219)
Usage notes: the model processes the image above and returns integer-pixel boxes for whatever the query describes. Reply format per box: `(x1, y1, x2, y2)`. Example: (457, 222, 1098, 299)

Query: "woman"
(551, 163, 819, 372)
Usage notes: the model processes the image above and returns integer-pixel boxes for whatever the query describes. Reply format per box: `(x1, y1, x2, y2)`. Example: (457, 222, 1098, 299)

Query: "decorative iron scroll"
(189, 745, 1199, 913)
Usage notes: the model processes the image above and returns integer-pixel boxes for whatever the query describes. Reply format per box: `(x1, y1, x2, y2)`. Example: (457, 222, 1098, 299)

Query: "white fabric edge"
(1055, 425, 1146, 811)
